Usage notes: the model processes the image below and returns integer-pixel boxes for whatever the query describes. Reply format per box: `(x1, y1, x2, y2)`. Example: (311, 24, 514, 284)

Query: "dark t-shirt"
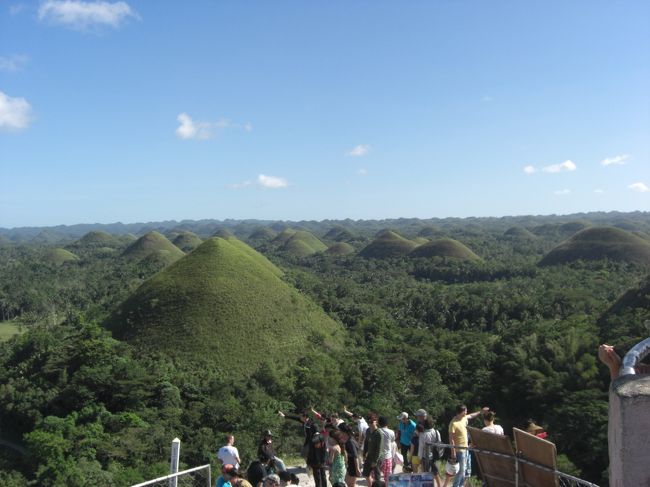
(411, 435, 419, 456)
(247, 461, 267, 487)
(345, 438, 359, 474)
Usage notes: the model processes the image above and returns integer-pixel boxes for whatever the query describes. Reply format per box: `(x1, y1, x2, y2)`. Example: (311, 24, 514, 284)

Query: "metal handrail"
(619, 322, 650, 376)
(427, 442, 600, 487)
(130, 464, 211, 487)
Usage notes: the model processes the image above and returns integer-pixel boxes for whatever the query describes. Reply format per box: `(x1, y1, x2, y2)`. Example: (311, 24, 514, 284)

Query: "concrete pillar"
(608, 375, 650, 487)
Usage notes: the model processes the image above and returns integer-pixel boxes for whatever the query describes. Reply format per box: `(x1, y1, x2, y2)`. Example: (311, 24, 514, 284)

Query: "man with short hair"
(339, 424, 361, 487)
(362, 415, 381, 487)
(218, 435, 241, 469)
(414, 409, 428, 426)
(396, 412, 416, 471)
(247, 454, 271, 487)
(228, 467, 253, 487)
(449, 405, 489, 487)
(376, 416, 395, 483)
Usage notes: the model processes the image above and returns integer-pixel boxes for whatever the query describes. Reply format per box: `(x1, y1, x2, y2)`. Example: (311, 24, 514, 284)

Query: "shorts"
(362, 461, 380, 479)
(411, 456, 421, 471)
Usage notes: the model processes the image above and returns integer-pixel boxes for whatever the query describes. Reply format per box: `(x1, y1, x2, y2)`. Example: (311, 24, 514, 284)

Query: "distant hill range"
(2, 211, 649, 243)
(105, 237, 342, 375)
(539, 227, 650, 266)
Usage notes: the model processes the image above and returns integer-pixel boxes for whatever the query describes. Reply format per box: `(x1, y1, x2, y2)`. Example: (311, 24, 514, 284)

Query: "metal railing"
(427, 442, 599, 487)
(130, 464, 211, 487)
(619, 321, 650, 376)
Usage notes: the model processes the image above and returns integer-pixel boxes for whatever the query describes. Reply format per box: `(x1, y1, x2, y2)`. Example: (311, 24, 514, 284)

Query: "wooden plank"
(468, 427, 518, 487)
(513, 427, 559, 487)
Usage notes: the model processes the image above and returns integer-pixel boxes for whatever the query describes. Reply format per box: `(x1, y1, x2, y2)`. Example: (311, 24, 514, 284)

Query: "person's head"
(455, 405, 468, 418)
(483, 411, 495, 423)
(414, 409, 427, 422)
(278, 471, 292, 487)
(371, 481, 386, 487)
(368, 413, 378, 430)
(222, 464, 237, 479)
(262, 430, 273, 441)
(397, 412, 409, 424)
(300, 410, 310, 423)
(415, 424, 424, 435)
(226, 434, 235, 445)
(259, 453, 272, 465)
(352, 412, 361, 421)
(332, 482, 346, 487)
(312, 433, 325, 447)
(330, 429, 344, 447)
(423, 417, 434, 430)
(264, 474, 281, 487)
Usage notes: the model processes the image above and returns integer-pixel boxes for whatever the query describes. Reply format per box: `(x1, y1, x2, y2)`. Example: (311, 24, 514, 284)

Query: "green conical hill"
(219, 235, 283, 277)
(280, 231, 327, 257)
(272, 229, 297, 246)
(559, 221, 591, 235)
(122, 231, 185, 263)
(325, 242, 355, 256)
(412, 237, 429, 245)
(359, 230, 417, 259)
(323, 226, 355, 242)
(74, 231, 119, 247)
(410, 238, 481, 261)
(539, 227, 650, 266)
(249, 227, 278, 241)
(172, 232, 203, 252)
(212, 227, 234, 239)
(106, 237, 342, 375)
(44, 248, 79, 265)
(504, 227, 536, 240)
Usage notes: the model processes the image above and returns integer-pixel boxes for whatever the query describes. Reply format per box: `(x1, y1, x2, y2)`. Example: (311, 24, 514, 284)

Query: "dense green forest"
(1, 212, 649, 486)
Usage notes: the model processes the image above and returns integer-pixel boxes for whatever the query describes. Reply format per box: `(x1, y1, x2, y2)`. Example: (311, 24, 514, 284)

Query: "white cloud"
(554, 189, 571, 195)
(358, 168, 368, 176)
(0, 55, 28, 72)
(175, 113, 252, 140)
(594, 189, 604, 194)
(523, 165, 536, 174)
(175, 113, 213, 140)
(347, 144, 370, 157)
(629, 182, 649, 193)
(542, 160, 577, 173)
(601, 154, 630, 166)
(37, 1, 138, 30)
(227, 180, 253, 190)
(0, 91, 32, 131)
(258, 174, 288, 189)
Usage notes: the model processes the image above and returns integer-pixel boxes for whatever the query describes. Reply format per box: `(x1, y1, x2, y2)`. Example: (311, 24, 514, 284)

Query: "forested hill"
(0, 212, 649, 486)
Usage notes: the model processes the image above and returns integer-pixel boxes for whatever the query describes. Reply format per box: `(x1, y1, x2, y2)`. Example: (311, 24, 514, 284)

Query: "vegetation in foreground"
(0, 212, 649, 486)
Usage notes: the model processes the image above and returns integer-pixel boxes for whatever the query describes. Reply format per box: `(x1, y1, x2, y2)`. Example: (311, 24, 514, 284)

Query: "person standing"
(218, 435, 241, 469)
(339, 425, 361, 487)
(481, 411, 504, 436)
(448, 405, 488, 487)
(396, 412, 416, 471)
(419, 418, 442, 487)
(376, 416, 395, 483)
(278, 409, 319, 459)
(362, 415, 381, 487)
(329, 430, 347, 486)
(308, 433, 328, 487)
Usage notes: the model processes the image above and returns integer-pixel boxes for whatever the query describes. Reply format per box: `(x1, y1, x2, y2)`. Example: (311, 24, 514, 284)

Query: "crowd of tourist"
(212, 404, 551, 487)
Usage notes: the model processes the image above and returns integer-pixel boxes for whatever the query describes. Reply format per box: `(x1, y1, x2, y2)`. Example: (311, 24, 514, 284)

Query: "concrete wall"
(608, 374, 650, 487)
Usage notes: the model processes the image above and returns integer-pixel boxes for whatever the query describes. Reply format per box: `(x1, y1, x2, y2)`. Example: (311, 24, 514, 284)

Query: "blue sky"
(1, 0, 649, 228)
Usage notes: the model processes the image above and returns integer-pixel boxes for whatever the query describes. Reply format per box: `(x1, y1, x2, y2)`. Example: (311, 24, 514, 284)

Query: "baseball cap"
(415, 409, 427, 417)
(396, 412, 409, 420)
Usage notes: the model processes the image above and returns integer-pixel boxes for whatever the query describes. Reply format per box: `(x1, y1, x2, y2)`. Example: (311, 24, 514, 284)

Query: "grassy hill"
(43, 248, 79, 265)
(248, 227, 278, 241)
(280, 231, 328, 257)
(122, 231, 185, 263)
(359, 230, 417, 258)
(212, 227, 235, 239)
(323, 226, 356, 242)
(219, 234, 283, 277)
(326, 242, 355, 256)
(539, 227, 650, 266)
(73, 231, 119, 247)
(105, 237, 342, 376)
(272, 228, 297, 246)
(504, 227, 536, 240)
(418, 225, 443, 238)
(172, 232, 203, 252)
(410, 238, 481, 261)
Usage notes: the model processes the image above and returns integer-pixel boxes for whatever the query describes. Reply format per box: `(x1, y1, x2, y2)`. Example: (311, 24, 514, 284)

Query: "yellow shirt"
(449, 416, 468, 448)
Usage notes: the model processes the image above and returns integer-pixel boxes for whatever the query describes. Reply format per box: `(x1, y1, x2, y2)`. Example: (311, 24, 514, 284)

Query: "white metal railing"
(619, 321, 650, 376)
(130, 464, 211, 487)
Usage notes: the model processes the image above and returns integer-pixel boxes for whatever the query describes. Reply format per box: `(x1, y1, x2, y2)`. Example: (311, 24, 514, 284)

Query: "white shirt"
(217, 445, 240, 468)
(418, 428, 441, 460)
(356, 418, 369, 436)
(377, 427, 395, 461)
(482, 424, 504, 435)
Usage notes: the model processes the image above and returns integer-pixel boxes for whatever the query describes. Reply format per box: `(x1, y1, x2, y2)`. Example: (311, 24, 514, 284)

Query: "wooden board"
(468, 427, 518, 487)
(513, 427, 559, 487)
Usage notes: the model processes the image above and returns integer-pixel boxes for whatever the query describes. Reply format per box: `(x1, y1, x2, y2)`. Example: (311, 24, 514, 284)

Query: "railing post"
(170, 438, 180, 487)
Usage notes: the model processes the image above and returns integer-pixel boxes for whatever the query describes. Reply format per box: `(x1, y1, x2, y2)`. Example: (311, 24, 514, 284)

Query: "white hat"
(414, 409, 427, 417)
(396, 412, 409, 420)
(445, 460, 460, 476)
